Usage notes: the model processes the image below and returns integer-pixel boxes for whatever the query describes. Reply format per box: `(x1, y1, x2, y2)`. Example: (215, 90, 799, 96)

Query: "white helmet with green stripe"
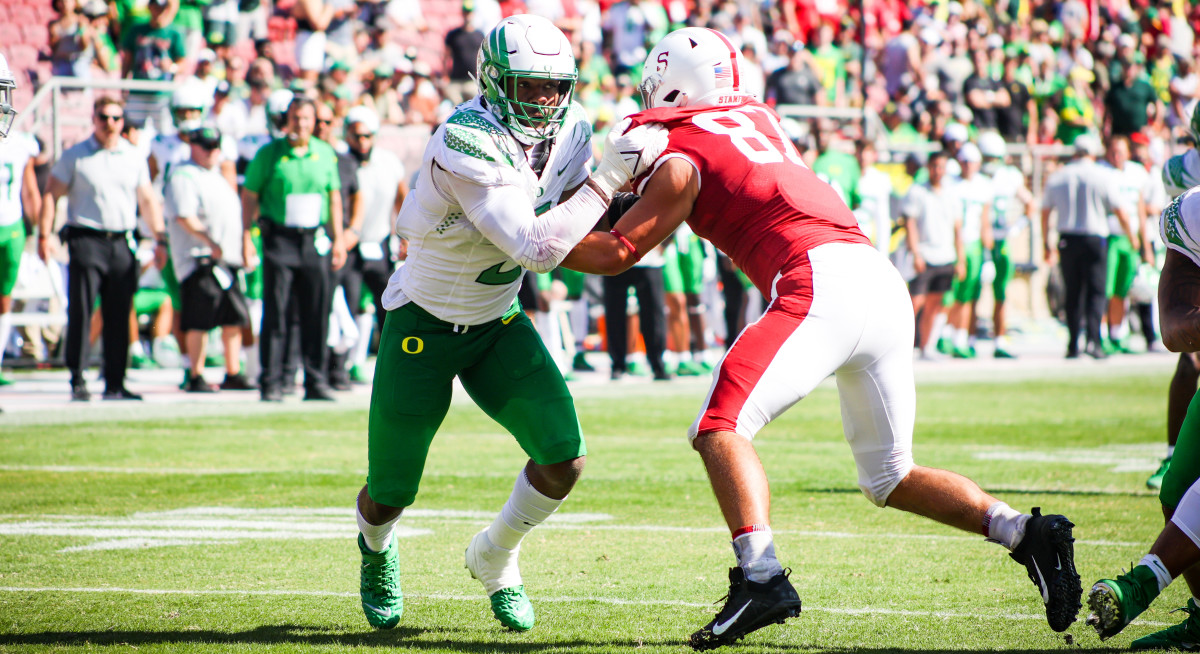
(476, 14, 577, 145)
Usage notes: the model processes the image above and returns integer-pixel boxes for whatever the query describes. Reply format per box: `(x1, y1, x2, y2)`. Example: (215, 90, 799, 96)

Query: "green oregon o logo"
(401, 337, 424, 354)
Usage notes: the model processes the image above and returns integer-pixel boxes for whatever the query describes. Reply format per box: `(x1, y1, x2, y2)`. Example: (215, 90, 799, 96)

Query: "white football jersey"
(1163, 149, 1200, 199)
(152, 132, 238, 190)
(383, 97, 593, 325)
(0, 131, 38, 228)
(1103, 160, 1147, 237)
(950, 172, 993, 244)
(987, 163, 1028, 241)
(1161, 186, 1200, 267)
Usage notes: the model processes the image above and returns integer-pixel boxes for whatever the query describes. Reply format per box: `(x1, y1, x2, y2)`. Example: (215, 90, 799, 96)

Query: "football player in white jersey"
(1100, 136, 1151, 354)
(1151, 107, 1200, 495)
(944, 142, 993, 359)
(352, 14, 665, 633)
(979, 132, 1033, 358)
(0, 52, 40, 385)
(1087, 186, 1200, 647)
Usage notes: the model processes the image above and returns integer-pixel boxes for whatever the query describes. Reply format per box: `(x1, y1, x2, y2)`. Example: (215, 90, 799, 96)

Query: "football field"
(0, 355, 1189, 652)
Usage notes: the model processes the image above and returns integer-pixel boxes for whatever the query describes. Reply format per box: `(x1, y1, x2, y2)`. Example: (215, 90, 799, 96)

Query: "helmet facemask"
(480, 63, 576, 144)
(0, 78, 16, 139)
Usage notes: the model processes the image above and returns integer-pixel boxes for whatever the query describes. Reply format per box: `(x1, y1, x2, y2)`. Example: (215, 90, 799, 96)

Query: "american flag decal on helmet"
(713, 64, 732, 86)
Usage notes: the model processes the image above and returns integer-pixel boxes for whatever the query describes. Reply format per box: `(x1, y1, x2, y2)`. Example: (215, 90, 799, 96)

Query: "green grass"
(0, 368, 1188, 652)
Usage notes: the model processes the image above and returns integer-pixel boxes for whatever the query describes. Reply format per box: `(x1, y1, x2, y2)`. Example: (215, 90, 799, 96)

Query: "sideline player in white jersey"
(149, 82, 237, 191)
(352, 14, 666, 634)
(1087, 185, 1200, 648)
(562, 27, 1081, 650)
(0, 52, 40, 385)
(1100, 136, 1150, 354)
(979, 132, 1033, 359)
(945, 142, 993, 359)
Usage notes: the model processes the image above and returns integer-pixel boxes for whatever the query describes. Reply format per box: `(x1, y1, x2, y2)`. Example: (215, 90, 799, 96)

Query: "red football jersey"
(628, 100, 868, 298)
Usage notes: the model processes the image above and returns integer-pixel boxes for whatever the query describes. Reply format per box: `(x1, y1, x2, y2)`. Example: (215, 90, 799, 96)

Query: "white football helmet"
(0, 53, 17, 139)
(978, 131, 1007, 160)
(476, 14, 577, 145)
(638, 27, 750, 110)
(266, 89, 294, 138)
(170, 82, 211, 131)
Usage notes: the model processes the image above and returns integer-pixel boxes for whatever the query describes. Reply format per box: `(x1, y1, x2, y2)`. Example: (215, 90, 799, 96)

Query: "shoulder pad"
(442, 107, 519, 168)
(1161, 189, 1200, 266)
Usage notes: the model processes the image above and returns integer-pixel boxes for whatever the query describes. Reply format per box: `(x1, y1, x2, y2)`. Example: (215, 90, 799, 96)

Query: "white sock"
(954, 328, 969, 349)
(985, 502, 1030, 551)
(1140, 553, 1174, 592)
(486, 470, 564, 551)
(243, 345, 260, 381)
(1168, 445, 1176, 459)
(679, 350, 693, 363)
(1111, 321, 1128, 341)
(357, 503, 399, 553)
(129, 338, 146, 358)
(996, 334, 1011, 349)
(732, 526, 784, 582)
(352, 314, 374, 366)
(0, 313, 12, 369)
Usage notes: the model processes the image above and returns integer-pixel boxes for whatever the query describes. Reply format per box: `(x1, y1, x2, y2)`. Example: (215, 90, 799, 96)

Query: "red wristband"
(610, 228, 641, 262)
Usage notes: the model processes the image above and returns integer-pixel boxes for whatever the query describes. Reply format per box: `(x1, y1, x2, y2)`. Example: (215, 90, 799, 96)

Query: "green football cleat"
(0, 373, 12, 386)
(489, 586, 536, 631)
(465, 529, 534, 631)
(1148, 456, 1172, 491)
(1132, 598, 1200, 650)
(358, 534, 403, 629)
(675, 360, 705, 377)
(349, 365, 368, 383)
(994, 348, 1017, 359)
(1087, 565, 1160, 640)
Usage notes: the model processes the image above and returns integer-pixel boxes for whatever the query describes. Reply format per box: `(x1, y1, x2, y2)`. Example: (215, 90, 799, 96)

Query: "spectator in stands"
(997, 50, 1037, 145)
(1057, 66, 1096, 146)
(165, 126, 255, 392)
(963, 48, 1003, 133)
(293, 0, 334, 85)
(765, 43, 823, 107)
(443, 1, 485, 106)
(241, 96, 345, 402)
(404, 61, 441, 125)
(360, 65, 403, 126)
(39, 97, 167, 401)
(254, 40, 294, 86)
(1106, 57, 1163, 138)
(48, 0, 99, 79)
(121, 0, 187, 129)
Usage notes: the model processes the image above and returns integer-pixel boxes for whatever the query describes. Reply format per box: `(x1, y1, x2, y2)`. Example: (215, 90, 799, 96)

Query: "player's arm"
(561, 157, 698, 276)
(329, 187, 346, 271)
(38, 176, 69, 262)
(1040, 207, 1055, 263)
(1114, 205, 1138, 253)
(20, 159, 40, 227)
(980, 203, 994, 251)
(137, 180, 167, 269)
(1160, 249, 1200, 352)
(953, 215, 965, 281)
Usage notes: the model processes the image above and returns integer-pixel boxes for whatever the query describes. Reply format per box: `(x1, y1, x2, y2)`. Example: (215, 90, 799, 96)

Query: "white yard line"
(0, 585, 1171, 626)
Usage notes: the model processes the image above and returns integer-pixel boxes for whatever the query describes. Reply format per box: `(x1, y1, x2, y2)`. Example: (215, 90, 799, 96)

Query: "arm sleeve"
(49, 147, 75, 185)
(443, 169, 608, 274)
(165, 171, 199, 221)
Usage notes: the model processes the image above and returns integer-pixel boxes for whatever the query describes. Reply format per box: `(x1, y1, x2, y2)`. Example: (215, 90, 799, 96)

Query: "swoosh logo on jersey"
(711, 601, 751, 635)
(475, 262, 522, 286)
(557, 164, 569, 176)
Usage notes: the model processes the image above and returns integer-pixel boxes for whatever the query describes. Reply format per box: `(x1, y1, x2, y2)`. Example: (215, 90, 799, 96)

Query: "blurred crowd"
(2, 0, 1196, 392)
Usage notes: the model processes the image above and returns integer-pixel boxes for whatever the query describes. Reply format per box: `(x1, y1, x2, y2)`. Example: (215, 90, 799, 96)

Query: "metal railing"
(14, 76, 177, 162)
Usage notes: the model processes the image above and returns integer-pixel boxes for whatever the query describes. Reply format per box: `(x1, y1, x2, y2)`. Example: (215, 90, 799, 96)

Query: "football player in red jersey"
(562, 27, 1082, 650)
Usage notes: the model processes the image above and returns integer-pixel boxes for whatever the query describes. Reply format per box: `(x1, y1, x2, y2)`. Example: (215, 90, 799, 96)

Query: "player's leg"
(459, 311, 586, 631)
(950, 242, 982, 358)
(1087, 421, 1200, 646)
(356, 304, 457, 629)
(992, 240, 1016, 358)
(688, 254, 866, 649)
(0, 224, 23, 385)
(682, 240, 710, 372)
(1151, 353, 1200, 489)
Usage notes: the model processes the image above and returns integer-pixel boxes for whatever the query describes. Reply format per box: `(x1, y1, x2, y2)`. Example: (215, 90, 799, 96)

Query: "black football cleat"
(1009, 507, 1082, 632)
(689, 567, 802, 651)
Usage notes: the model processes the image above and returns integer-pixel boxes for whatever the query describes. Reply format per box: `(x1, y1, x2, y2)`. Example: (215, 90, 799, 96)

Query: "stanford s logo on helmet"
(638, 28, 749, 110)
(0, 52, 17, 139)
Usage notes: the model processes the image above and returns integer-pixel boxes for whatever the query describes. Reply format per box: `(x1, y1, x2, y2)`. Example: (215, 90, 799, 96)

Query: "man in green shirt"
(120, 0, 186, 127)
(242, 95, 346, 402)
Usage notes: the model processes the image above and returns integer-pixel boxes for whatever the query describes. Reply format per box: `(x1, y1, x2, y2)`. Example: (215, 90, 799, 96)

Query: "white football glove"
(590, 118, 670, 200)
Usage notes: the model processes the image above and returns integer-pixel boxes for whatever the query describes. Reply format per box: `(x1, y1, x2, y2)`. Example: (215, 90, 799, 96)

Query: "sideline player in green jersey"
(352, 14, 666, 633)
(0, 53, 40, 385)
